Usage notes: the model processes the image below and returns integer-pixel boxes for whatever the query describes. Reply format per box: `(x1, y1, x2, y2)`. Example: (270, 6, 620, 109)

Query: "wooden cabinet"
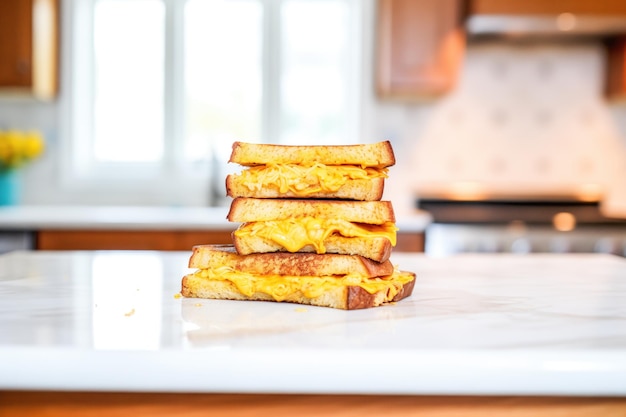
(4, 391, 626, 417)
(606, 36, 626, 100)
(36, 230, 236, 251)
(0, 1, 32, 88)
(376, 0, 465, 99)
(396, 232, 425, 252)
(0, 0, 59, 99)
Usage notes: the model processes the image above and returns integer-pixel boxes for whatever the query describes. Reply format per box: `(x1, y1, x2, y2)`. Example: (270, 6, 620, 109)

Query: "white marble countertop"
(0, 205, 431, 232)
(0, 251, 625, 396)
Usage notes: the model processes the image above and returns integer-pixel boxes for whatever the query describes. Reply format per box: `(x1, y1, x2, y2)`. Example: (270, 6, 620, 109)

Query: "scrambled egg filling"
(234, 163, 388, 196)
(234, 217, 397, 253)
(196, 266, 414, 302)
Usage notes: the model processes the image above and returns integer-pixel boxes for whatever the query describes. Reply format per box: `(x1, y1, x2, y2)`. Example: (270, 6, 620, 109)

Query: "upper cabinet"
(0, 0, 59, 100)
(605, 36, 626, 101)
(376, 0, 466, 100)
(375, 0, 626, 101)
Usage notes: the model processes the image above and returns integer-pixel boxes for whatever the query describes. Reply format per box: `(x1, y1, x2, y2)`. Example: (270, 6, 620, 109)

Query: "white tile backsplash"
(401, 41, 626, 212)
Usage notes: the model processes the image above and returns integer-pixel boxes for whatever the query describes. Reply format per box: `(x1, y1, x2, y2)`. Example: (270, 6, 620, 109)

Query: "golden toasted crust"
(180, 271, 415, 310)
(225, 175, 385, 201)
(227, 198, 396, 224)
(348, 274, 416, 309)
(229, 141, 396, 168)
(188, 244, 394, 277)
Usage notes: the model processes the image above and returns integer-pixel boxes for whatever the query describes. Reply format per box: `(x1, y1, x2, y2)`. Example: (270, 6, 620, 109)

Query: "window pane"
(281, 0, 351, 145)
(93, 0, 165, 162)
(184, 0, 262, 162)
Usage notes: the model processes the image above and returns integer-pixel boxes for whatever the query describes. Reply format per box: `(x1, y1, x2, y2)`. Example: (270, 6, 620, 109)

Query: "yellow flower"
(23, 130, 45, 159)
(0, 129, 45, 171)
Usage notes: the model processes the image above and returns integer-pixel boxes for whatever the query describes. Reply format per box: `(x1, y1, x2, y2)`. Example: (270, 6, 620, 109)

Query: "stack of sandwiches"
(181, 140, 416, 310)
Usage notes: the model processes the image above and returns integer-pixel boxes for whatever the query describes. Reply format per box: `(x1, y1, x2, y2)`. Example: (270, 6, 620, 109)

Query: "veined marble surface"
(0, 251, 625, 395)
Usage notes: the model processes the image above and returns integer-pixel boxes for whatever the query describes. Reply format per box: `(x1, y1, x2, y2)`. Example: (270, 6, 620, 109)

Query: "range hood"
(466, 0, 626, 39)
(468, 14, 626, 38)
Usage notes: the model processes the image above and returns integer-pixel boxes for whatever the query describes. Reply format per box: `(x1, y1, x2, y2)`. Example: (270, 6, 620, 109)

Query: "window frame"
(61, 0, 364, 206)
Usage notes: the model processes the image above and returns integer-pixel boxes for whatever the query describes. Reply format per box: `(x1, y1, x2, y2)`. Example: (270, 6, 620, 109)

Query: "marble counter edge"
(1, 346, 625, 396)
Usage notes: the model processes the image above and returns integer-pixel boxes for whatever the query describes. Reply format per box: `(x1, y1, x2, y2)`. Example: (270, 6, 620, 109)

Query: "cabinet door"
(606, 36, 626, 100)
(376, 0, 465, 99)
(35, 230, 236, 251)
(395, 232, 425, 252)
(0, 0, 33, 88)
(0, 0, 58, 99)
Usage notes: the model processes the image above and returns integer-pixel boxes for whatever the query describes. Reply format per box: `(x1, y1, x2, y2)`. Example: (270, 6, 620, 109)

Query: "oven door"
(418, 199, 626, 257)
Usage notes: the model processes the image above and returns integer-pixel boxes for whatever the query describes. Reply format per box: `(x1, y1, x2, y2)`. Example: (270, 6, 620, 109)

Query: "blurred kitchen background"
(1, 0, 626, 256)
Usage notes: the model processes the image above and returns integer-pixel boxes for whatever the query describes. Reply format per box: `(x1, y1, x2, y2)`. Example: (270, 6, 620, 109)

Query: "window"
(93, 0, 165, 163)
(68, 0, 362, 205)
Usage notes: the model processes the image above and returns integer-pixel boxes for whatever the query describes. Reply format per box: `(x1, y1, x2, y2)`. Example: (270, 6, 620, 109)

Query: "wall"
(0, 96, 60, 203)
(376, 41, 626, 219)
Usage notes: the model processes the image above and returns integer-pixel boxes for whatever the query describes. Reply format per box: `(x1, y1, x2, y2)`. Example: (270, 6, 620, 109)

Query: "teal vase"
(0, 171, 19, 206)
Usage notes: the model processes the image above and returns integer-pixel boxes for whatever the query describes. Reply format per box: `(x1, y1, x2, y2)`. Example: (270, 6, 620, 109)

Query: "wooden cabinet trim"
(35, 230, 424, 252)
(36, 230, 235, 251)
(2, 391, 626, 417)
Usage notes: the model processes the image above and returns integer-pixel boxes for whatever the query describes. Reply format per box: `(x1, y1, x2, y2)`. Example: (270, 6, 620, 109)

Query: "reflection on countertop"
(1, 250, 625, 395)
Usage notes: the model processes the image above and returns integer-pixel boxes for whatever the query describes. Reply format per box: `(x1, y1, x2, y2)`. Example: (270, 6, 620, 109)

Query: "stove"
(417, 199, 626, 257)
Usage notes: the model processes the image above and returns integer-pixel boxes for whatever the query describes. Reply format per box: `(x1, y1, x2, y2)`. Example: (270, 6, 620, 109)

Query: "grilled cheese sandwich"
(226, 141, 395, 201)
(181, 244, 415, 309)
(230, 162, 388, 198)
(191, 267, 415, 303)
(181, 140, 416, 310)
(228, 197, 397, 261)
(234, 217, 398, 253)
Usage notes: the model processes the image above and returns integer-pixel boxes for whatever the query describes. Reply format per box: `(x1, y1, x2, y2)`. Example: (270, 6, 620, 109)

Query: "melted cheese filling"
(234, 163, 388, 196)
(196, 266, 414, 302)
(234, 217, 397, 253)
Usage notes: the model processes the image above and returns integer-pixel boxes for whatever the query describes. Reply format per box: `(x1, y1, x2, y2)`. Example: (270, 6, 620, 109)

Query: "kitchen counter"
(1, 251, 626, 414)
(0, 205, 235, 231)
(0, 205, 432, 253)
(0, 205, 433, 232)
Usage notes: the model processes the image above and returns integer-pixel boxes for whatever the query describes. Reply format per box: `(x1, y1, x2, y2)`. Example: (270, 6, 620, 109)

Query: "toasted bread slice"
(226, 173, 386, 201)
(188, 244, 394, 277)
(232, 233, 393, 262)
(227, 198, 396, 224)
(181, 271, 415, 310)
(181, 244, 415, 310)
(229, 140, 396, 168)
